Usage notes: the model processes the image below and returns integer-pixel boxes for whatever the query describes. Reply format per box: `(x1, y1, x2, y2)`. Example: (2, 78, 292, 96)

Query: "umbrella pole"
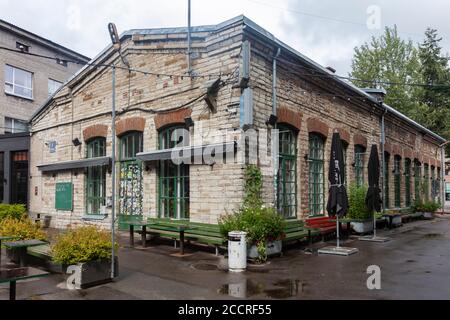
(336, 215, 340, 249)
(373, 213, 377, 239)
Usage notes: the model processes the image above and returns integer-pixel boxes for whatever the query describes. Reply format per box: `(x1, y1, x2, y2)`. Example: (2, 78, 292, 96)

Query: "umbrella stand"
(359, 213, 390, 243)
(318, 214, 359, 256)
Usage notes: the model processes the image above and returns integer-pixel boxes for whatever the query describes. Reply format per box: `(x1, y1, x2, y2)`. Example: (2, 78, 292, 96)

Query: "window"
(384, 153, 390, 209)
(405, 159, 412, 207)
(4, 65, 33, 99)
(309, 134, 325, 216)
(86, 138, 106, 215)
(277, 126, 297, 219)
(414, 161, 422, 202)
(5, 117, 29, 134)
(423, 164, 429, 201)
(431, 166, 437, 201)
(159, 126, 190, 220)
(48, 79, 62, 96)
(16, 42, 29, 52)
(394, 156, 401, 208)
(354, 145, 366, 187)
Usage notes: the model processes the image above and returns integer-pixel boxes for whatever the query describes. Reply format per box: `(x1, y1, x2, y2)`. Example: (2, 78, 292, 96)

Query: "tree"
(349, 26, 422, 116)
(416, 28, 450, 140)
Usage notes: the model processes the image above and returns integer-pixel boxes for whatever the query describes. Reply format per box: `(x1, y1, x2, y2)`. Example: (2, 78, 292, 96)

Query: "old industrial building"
(0, 19, 90, 204)
(28, 16, 446, 229)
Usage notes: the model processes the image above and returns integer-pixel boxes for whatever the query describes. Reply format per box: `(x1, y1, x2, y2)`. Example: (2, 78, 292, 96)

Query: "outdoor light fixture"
(72, 138, 82, 147)
(266, 114, 278, 127)
(184, 117, 194, 128)
(108, 23, 121, 50)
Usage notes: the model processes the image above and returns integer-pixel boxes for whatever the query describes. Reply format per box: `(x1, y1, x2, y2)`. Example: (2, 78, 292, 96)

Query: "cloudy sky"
(1, 0, 449, 75)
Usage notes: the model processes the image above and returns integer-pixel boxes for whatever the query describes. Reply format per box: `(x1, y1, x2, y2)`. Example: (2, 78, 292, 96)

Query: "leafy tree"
(349, 26, 422, 116)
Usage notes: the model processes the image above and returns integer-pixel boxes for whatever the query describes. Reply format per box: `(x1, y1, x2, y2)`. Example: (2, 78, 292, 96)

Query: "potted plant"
(51, 226, 119, 289)
(219, 165, 286, 263)
(347, 184, 374, 234)
(422, 201, 441, 219)
(219, 206, 286, 263)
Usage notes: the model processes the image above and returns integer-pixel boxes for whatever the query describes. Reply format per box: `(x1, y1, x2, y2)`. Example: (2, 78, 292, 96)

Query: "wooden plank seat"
(283, 220, 318, 244)
(305, 216, 337, 241)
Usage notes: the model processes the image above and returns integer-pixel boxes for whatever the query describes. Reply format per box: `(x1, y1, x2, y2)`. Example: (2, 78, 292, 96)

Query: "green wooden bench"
(283, 220, 318, 245)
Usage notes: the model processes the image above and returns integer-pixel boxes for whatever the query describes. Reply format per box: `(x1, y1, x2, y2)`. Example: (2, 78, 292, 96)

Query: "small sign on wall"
(55, 182, 73, 211)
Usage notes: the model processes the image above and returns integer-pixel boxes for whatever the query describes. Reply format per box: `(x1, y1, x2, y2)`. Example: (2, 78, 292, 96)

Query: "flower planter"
(247, 240, 282, 260)
(423, 212, 435, 219)
(350, 220, 374, 234)
(65, 257, 119, 289)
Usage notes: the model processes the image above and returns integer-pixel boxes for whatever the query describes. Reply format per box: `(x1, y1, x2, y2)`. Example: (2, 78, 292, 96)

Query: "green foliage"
(0, 217, 47, 241)
(413, 199, 441, 213)
(0, 204, 27, 221)
(347, 184, 373, 220)
(243, 165, 263, 208)
(51, 226, 118, 265)
(350, 26, 450, 146)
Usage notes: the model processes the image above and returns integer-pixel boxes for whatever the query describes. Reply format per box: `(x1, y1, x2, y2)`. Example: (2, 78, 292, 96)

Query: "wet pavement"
(1, 218, 450, 300)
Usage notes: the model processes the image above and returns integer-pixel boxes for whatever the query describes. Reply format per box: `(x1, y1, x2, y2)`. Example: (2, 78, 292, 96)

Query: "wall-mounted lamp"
(72, 138, 82, 147)
(184, 117, 194, 128)
(304, 154, 309, 162)
(108, 22, 121, 50)
(266, 114, 278, 127)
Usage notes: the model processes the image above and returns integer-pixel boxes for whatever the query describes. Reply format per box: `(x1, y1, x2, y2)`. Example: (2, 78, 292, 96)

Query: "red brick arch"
(392, 144, 402, 157)
(353, 134, 367, 149)
(307, 118, 329, 138)
(116, 117, 146, 137)
(335, 128, 350, 145)
(277, 107, 302, 131)
(83, 124, 108, 142)
(403, 148, 413, 159)
(154, 108, 192, 131)
(384, 142, 392, 154)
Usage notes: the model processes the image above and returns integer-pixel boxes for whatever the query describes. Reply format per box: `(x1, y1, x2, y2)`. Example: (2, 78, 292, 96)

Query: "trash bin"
(43, 215, 52, 229)
(228, 231, 247, 272)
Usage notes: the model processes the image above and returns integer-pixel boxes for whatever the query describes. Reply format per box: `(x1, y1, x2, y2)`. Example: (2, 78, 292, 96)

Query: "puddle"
(192, 263, 218, 271)
(424, 233, 443, 238)
(406, 260, 416, 263)
(218, 279, 304, 299)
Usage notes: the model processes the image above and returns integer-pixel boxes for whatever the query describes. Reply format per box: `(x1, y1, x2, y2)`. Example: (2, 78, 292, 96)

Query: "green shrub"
(51, 226, 118, 265)
(347, 184, 373, 220)
(219, 206, 286, 263)
(0, 204, 27, 221)
(0, 217, 47, 241)
(243, 165, 263, 208)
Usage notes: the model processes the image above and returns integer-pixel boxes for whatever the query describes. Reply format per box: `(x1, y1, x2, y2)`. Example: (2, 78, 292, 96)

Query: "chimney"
(362, 88, 387, 103)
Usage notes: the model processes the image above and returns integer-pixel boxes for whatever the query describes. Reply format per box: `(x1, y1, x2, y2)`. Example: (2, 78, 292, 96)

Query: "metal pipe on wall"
(272, 47, 281, 209)
(380, 104, 388, 213)
(111, 65, 116, 279)
(187, 0, 192, 75)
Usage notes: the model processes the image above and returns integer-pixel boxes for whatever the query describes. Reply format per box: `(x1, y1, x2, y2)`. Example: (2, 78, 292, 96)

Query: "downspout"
(187, 0, 192, 75)
(441, 146, 445, 213)
(380, 103, 388, 214)
(272, 47, 281, 209)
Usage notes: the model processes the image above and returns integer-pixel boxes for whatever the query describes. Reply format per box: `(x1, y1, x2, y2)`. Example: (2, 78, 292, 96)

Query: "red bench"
(305, 216, 338, 241)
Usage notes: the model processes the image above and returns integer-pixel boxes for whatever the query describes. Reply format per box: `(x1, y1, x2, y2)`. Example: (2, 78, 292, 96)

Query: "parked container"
(228, 231, 247, 272)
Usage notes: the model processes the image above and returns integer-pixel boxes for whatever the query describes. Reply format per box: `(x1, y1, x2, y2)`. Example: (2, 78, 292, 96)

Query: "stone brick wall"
(29, 21, 245, 229)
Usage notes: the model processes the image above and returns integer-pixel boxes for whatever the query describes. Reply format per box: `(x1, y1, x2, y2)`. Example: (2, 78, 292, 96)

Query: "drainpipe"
(380, 103, 388, 213)
(441, 146, 445, 213)
(272, 47, 281, 209)
(187, 0, 192, 75)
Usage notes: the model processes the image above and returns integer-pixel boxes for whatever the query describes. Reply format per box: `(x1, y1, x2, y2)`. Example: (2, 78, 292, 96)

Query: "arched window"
(309, 134, 325, 216)
(394, 155, 401, 208)
(423, 164, 429, 201)
(354, 145, 366, 187)
(119, 131, 144, 221)
(277, 125, 297, 219)
(159, 125, 190, 220)
(384, 152, 390, 209)
(414, 160, 422, 202)
(404, 158, 412, 207)
(86, 138, 106, 215)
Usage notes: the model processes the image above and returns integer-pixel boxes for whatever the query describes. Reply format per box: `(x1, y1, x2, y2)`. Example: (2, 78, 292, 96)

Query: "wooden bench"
(283, 220, 317, 245)
(305, 216, 337, 241)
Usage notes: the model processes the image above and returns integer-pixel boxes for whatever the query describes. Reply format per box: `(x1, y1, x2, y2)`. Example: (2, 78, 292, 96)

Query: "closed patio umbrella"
(360, 144, 389, 242)
(319, 132, 358, 256)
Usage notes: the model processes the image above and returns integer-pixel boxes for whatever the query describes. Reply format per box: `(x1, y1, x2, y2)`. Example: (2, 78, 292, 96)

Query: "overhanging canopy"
(38, 156, 111, 172)
(136, 142, 237, 162)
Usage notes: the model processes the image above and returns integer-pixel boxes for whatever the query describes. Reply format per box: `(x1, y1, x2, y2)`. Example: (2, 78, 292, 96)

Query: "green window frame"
(423, 164, 429, 201)
(277, 126, 297, 219)
(158, 126, 190, 220)
(394, 156, 401, 208)
(384, 152, 390, 209)
(414, 160, 421, 202)
(404, 159, 412, 207)
(309, 134, 325, 216)
(354, 145, 365, 187)
(86, 138, 106, 215)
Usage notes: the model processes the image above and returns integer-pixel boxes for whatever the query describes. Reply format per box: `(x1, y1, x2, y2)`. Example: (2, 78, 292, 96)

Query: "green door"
(118, 132, 143, 230)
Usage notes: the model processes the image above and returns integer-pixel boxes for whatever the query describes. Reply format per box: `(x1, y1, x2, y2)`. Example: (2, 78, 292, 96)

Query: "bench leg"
(180, 231, 185, 255)
(10, 281, 16, 301)
(215, 246, 219, 257)
(130, 225, 135, 248)
(141, 226, 147, 248)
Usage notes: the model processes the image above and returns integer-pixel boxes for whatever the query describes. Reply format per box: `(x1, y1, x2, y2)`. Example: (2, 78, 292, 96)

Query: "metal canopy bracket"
(37, 156, 111, 172)
(204, 78, 221, 113)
